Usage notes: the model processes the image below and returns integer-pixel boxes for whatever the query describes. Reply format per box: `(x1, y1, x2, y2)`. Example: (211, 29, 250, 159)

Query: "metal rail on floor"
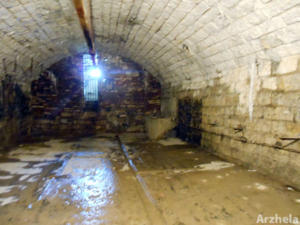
(116, 135, 167, 225)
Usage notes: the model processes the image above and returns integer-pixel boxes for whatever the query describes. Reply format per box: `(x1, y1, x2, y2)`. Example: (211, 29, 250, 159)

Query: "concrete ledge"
(145, 117, 176, 140)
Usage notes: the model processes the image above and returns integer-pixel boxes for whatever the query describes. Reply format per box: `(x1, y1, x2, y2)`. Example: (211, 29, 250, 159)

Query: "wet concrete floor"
(0, 134, 299, 225)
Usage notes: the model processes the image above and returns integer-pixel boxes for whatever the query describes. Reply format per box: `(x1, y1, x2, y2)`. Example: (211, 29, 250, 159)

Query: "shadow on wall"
(0, 74, 31, 149)
(177, 98, 203, 145)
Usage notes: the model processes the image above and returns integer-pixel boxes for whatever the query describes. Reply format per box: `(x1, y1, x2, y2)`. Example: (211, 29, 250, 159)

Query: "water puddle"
(194, 161, 235, 171)
(0, 162, 42, 175)
(0, 196, 18, 206)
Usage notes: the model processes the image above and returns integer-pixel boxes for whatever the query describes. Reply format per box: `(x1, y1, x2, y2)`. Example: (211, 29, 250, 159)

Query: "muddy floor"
(0, 134, 299, 225)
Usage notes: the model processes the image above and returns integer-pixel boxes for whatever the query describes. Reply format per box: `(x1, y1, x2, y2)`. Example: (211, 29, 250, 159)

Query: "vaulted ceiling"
(0, 0, 299, 88)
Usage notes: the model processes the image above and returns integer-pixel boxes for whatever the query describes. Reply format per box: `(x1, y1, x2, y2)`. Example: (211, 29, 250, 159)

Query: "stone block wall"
(1, 0, 298, 91)
(166, 55, 300, 188)
(30, 54, 161, 137)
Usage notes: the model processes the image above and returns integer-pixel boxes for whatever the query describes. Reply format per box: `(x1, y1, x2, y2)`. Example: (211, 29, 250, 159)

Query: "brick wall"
(31, 54, 161, 137)
(167, 55, 300, 189)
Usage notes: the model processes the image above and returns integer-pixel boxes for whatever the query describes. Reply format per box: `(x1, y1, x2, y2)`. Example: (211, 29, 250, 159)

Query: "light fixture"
(88, 67, 102, 78)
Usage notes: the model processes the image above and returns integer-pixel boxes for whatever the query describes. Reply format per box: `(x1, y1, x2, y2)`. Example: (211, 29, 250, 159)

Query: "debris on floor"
(193, 161, 235, 171)
(158, 138, 188, 146)
(254, 183, 269, 191)
(120, 163, 130, 172)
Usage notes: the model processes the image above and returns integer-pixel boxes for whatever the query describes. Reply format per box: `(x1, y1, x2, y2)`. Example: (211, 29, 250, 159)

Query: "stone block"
(262, 77, 277, 90)
(264, 107, 294, 121)
(277, 73, 300, 91)
(276, 55, 300, 75)
(271, 92, 300, 107)
(256, 92, 272, 105)
(248, 118, 272, 133)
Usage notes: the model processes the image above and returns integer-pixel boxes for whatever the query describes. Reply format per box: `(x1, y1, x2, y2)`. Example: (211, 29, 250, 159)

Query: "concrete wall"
(166, 55, 300, 189)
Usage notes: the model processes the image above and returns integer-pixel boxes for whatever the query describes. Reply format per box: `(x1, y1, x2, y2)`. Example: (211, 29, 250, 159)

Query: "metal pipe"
(72, 0, 97, 64)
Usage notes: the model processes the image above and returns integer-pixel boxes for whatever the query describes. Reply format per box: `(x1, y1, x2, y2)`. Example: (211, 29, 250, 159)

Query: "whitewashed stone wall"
(166, 55, 300, 188)
(0, 0, 299, 89)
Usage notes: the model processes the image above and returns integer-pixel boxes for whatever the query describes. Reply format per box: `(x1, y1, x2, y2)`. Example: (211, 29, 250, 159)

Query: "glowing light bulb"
(89, 68, 102, 78)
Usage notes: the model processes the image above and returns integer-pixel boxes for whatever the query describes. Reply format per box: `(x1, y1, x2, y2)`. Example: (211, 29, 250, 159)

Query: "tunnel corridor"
(0, 0, 300, 224)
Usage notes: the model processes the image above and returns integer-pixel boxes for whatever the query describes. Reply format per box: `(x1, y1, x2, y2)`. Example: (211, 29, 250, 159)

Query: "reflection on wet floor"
(0, 134, 299, 225)
(39, 155, 117, 224)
